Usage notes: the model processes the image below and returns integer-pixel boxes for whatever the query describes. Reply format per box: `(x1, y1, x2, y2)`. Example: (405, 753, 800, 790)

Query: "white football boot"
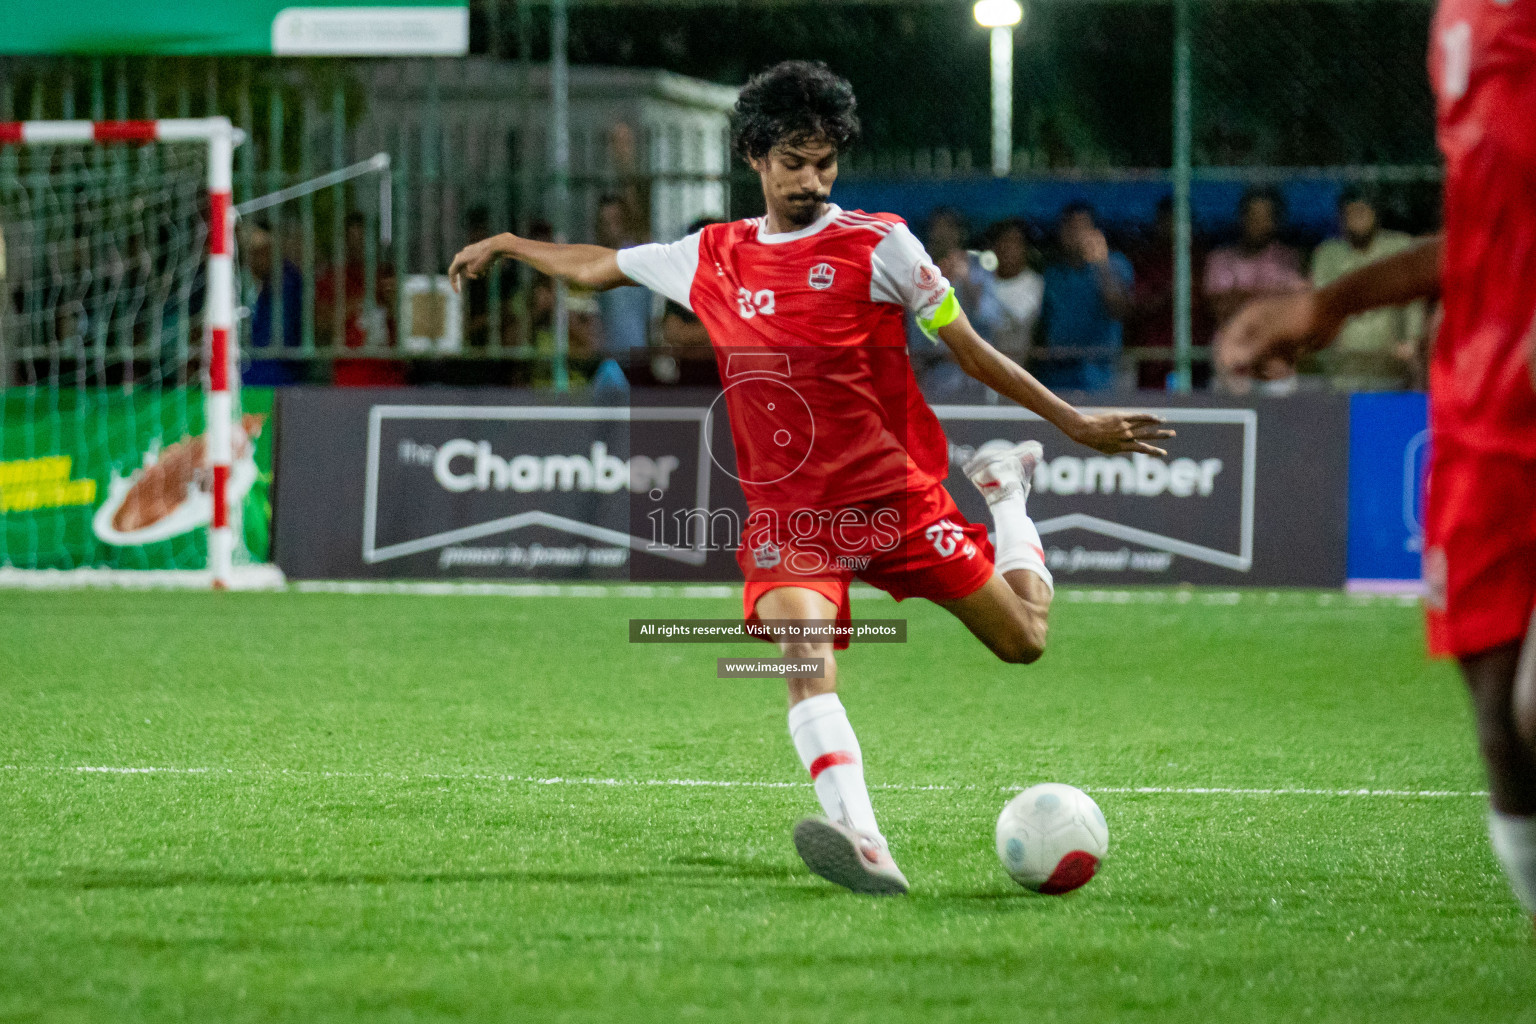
(962, 439, 1044, 506)
(792, 817, 910, 896)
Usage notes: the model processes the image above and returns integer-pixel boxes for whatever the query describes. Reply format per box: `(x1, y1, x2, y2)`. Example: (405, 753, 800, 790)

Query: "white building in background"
(353, 59, 739, 260)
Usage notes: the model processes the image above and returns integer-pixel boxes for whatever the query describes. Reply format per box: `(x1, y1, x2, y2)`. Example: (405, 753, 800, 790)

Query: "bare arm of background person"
(449, 233, 629, 293)
(1217, 234, 1443, 378)
(937, 308, 1174, 457)
(1080, 227, 1132, 320)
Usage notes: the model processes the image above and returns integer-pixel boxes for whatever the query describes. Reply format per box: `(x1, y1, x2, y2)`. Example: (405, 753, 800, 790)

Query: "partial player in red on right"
(1216, 0, 1536, 921)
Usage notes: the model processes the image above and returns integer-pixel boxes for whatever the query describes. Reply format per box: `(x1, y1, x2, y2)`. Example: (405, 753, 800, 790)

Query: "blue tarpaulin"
(832, 177, 1349, 241)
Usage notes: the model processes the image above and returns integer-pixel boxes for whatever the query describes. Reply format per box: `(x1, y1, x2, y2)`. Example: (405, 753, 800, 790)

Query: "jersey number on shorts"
(736, 288, 776, 319)
(925, 519, 973, 559)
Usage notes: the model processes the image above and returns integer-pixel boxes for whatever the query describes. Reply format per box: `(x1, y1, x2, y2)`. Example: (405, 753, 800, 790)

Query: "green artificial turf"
(2, 586, 1532, 1023)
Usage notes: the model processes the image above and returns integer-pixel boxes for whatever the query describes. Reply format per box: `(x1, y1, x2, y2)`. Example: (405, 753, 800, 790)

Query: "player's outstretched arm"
(448, 232, 631, 294)
(1216, 233, 1442, 379)
(936, 310, 1174, 457)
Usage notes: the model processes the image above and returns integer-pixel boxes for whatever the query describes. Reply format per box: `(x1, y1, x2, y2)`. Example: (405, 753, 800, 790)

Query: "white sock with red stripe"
(788, 692, 884, 846)
(1489, 809, 1536, 913)
(989, 489, 1053, 593)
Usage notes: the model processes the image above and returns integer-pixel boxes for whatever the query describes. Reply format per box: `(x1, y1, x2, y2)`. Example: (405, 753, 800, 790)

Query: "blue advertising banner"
(1347, 392, 1428, 590)
(831, 177, 1351, 239)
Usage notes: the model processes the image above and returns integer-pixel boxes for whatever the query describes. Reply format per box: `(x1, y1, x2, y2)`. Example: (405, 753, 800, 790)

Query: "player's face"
(753, 139, 838, 228)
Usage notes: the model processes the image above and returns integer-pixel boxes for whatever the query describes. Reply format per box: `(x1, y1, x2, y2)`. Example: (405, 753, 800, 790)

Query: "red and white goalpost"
(0, 118, 276, 589)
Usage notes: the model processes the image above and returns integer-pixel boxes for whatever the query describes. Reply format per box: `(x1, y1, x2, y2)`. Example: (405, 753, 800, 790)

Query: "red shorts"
(1423, 446, 1536, 658)
(739, 484, 996, 650)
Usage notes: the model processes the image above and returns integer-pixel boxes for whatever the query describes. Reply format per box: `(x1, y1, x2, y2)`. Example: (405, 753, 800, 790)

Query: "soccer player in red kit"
(450, 61, 1171, 895)
(1218, 0, 1536, 919)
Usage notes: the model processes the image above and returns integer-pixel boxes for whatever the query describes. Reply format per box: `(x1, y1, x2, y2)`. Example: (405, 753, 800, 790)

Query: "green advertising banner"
(0, 388, 274, 572)
(4, 3, 468, 56)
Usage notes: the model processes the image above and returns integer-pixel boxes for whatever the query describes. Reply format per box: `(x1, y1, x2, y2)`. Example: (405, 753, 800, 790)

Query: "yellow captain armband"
(917, 287, 960, 343)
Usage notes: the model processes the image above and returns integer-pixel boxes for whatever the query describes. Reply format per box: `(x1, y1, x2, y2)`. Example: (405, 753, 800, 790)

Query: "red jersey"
(1428, 0, 1536, 457)
(617, 205, 955, 513)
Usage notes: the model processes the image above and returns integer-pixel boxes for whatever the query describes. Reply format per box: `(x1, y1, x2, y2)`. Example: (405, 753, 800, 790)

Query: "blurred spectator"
(912, 206, 1000, 400)
(1205, 187, 1307, 394)
(983, 218, 1043, 365)
(528, 277, 601, 389)
(923, 206, 967, 265)
(1303, 188, 1425, 391)
(318, 211, 405, 387)
(595, 192, 653, 356)
(458, 204, 519, 352)
(660, 297, 709, 348)
(925, 207, 1003, 336)
(1038, 202, 1133, 393)
(240, 219, 306, 386)
(1127, 196, 1213, 390)
(656, 216, 723, 386)
(504, 221, 601, 389)
(594, 123, 655, 377)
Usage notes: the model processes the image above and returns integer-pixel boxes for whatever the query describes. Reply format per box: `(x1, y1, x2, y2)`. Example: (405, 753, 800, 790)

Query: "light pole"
(974, 0, 1023, 178)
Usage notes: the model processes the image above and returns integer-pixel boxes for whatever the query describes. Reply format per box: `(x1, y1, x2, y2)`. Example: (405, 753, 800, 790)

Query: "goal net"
(0, 119, 279, 588)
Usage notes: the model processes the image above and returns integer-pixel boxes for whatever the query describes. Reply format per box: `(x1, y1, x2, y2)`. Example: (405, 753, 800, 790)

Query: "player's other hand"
(448, 234, 508, 293)
(1215, 289, 1338, 378)
(1067, 412, 1174, 458)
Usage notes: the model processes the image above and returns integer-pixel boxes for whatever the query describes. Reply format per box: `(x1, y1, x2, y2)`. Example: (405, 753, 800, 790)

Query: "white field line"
(2, 573, 1424, 607)
(296, 581, 744, 599)
(290, 580, 1422, 608)
(0, 764, 1483, 798)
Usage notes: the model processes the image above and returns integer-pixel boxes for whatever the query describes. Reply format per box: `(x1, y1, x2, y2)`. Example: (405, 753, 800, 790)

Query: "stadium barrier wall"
(272, 388, 1349, 588)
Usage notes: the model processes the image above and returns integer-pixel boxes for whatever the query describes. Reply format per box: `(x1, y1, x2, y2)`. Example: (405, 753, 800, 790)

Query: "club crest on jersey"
(753, 541, 782, 569)
(808, 262, 836, 290)
(913, 262, 942, 290)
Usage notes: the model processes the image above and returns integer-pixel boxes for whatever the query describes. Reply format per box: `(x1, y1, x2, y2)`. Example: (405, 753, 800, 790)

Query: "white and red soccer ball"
(995, 783, 1109, 894)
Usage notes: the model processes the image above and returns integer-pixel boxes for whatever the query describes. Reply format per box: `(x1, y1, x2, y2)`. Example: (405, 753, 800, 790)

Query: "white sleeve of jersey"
(869, 221, 951, 321)
(614, 232, 703, 311)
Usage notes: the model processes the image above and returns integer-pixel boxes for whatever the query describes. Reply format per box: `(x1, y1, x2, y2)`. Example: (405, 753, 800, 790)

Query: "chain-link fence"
(1, 0, 1440, 392)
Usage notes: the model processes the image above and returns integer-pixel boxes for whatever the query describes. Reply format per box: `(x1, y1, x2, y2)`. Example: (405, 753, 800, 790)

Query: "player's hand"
(448, 235, 508, 293)
(1215, 289, 1338, 378)
(1066, 412, 1174, 457)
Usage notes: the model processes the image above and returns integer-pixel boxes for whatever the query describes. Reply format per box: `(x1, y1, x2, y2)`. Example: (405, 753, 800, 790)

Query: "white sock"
(788, 692, 883, 845)
(1488, 809, 1536, 913)
(989, 488, 1053, 593)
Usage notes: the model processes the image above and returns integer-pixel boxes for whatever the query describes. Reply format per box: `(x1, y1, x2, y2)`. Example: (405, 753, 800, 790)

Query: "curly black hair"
(730, 60, 861, 163)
